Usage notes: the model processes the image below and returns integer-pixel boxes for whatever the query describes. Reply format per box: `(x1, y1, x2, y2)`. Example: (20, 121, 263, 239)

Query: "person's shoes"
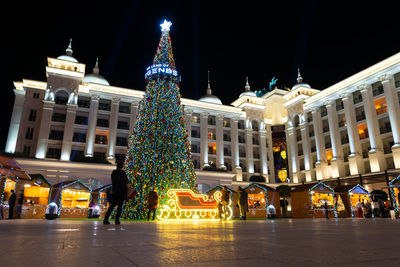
(115, 221, 121, 225)
(103, 220, 110, 225)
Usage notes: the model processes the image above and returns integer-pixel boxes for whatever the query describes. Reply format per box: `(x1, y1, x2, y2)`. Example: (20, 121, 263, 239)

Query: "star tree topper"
(160, 19, 172, 32)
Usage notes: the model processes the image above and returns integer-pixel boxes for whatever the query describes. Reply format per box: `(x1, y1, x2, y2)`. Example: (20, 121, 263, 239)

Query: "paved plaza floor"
(0, 218, 399, 266)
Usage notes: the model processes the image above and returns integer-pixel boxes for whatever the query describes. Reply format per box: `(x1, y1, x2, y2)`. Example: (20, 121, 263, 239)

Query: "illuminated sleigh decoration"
(157, 189, 232, 221)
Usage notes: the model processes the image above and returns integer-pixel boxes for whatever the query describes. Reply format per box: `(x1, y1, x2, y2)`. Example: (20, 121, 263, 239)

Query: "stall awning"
(0, 155, 31, 180)
(92, 184, 112, 192)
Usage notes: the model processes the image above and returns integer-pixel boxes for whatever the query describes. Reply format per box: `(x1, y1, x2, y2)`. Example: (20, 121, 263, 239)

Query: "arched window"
(55, 90, 69, 105)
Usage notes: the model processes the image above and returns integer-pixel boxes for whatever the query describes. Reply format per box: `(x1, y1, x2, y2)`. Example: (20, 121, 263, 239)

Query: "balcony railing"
(298, 150, 303, 156)
(362, 151, 369, 158)
(325, 142, 331, 149)
(336, 104, 344, 111)
(372, 86, 384, 96)
(323, 126, 329, 133)
(321, 111, 327, 117)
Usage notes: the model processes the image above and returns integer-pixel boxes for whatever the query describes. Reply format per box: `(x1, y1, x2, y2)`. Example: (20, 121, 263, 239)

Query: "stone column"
(200, 112, 209, 168)
(341, 93, 364, 175)
(266, 124, 275, 183)
(185, 109, 193, 144)
(129, 101, 139, 136)
(85, 95, 100, 157)
(230, 117, 242, 181)
(259, 124, 268, 178)
(379, 74, 400, 168)
(325, 100, 345, 177)
(358, 84, 386, 171)
(60, 104, 78, 161)
(245, 120, 254, 174)
(107, 97, 120, 160)
(300, 121, 312, 181)
(311, 108, 328, 180)
(35, 100, 55, 159)
(287, 126, 299, 183)
(6, 90, 26, 154)
(216, 114, 225, 169)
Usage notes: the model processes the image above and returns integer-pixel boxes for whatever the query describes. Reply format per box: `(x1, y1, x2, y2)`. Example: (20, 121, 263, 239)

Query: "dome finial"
(207, 71, 212, 95)
(93, 57, 99, 74)
(66, 38, 73, 56)
(245, 76, 250, 91)
(297, 68, 303, 84)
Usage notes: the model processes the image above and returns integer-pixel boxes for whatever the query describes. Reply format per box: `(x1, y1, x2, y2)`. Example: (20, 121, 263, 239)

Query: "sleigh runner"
(157, 189, 232, 221)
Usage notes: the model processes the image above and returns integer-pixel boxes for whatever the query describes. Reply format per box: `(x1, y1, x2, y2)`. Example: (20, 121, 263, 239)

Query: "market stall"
(50, 180, 91, 218)
(334, 184, 371, 218)
(0, 155, 31, 219)
(243, 183, 281, 219)
(205, 185, 238, 219)
(91, 184, 112, 218)
(20, 174, 52, 219)
(389, 176, 400, 215)
(291, 182, 336, 218)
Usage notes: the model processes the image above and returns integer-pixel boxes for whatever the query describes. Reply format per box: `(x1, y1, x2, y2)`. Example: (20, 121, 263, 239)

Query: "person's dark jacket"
(8, 192, 16, 206)
(237, 189, 248, 211)
(111, 169, 129, 198)
(147, 191, 159, 209)
(221, 190, 230, 204)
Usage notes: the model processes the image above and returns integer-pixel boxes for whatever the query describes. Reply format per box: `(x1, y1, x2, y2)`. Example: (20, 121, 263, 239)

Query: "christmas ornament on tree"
(123, 20, 197, 219)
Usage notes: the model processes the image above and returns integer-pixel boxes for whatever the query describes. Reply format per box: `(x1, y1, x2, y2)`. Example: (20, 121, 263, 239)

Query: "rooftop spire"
(297, 68, 303, 84)
(93, 57, 99, 74)
(65, 38, 73, 56)
(207, 71, 212, 95)
(245, 76, 250, 91)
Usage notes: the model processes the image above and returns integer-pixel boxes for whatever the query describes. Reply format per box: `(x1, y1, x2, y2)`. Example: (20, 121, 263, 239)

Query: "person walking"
(103, 162, 129, 225)
(8, 190, 16, 220)
(147, 189, 158, 221)
(237, 186, 248, 220)
(324, 201, 329, 219)
(220, 186, 230, 220)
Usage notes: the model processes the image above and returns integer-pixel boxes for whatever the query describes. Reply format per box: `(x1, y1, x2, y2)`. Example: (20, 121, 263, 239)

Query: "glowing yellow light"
(278, 169, 287, 182)
(157, 189, 233, 221)
(280, 150, 287, 159)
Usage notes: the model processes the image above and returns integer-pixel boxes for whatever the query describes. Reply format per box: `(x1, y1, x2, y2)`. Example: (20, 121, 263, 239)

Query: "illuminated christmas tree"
(123, 20, 197, 219)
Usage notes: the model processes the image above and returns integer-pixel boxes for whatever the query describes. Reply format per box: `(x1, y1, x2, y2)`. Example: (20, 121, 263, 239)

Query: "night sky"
(2, 1, 400, 150)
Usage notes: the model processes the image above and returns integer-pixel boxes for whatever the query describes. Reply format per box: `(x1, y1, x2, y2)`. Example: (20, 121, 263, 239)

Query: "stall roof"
(335, 184, 369, 194)
(29, 174, 51, 187)
(244, 183, 277, 192)
(0, 155, 31, 180)
(206, 185, 236, 194)
(52, 180, 91, 191)
(390, 176, 400, 187)
(93, 184, 112, 192)
(291, 183, 318, 193)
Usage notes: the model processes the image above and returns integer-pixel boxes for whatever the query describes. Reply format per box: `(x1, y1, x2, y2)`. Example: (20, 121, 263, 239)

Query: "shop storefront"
(291, 182, 336, 218)
(389, 176, 400, 215)
(243, 183, 281, 219)
(50, 180, 91, 218)
(335, 184, 371, 218)
(21, 174, 52, 219)
(205, 185, 238, 219)
(91, 184, 111, 218)
(0, 155, 31, 219)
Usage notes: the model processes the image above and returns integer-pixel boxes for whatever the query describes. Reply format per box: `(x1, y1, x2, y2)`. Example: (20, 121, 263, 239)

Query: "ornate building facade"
(6, 40, 400, 192)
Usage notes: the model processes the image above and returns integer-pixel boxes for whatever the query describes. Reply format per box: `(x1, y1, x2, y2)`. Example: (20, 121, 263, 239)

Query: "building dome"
(83, 58, 110, 86)
(199, 94, 222, 104)
(239, 76, 257, 97)
(199, 71, 222, 105)
(57, 39, 78, 63)
(292, 68, 311, 90)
